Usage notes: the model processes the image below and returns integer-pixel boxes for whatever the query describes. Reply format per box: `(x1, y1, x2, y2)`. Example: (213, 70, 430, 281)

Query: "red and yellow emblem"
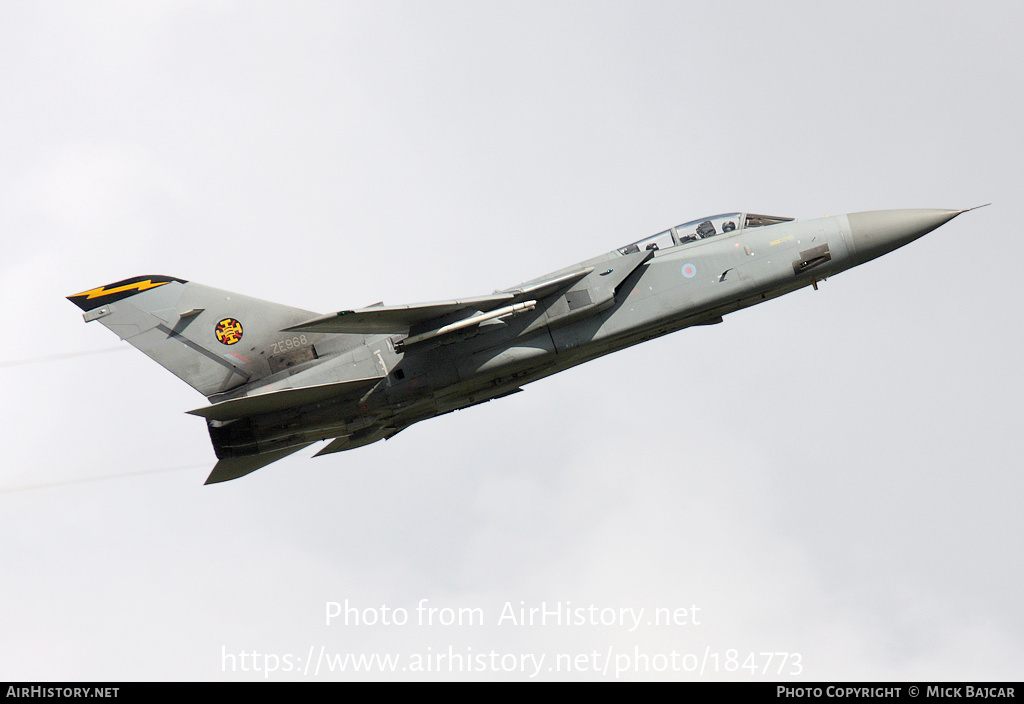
(214, 318, 244, 345)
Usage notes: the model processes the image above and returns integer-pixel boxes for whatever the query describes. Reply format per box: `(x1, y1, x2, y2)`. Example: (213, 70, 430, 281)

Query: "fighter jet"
(68, 207, 978, 484)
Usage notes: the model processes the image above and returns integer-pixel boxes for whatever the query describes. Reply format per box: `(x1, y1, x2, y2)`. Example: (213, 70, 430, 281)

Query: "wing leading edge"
(282, 268, 594, 337)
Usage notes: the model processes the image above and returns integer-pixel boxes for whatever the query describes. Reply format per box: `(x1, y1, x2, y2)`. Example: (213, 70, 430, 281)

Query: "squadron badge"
(214, 318, 244, 345)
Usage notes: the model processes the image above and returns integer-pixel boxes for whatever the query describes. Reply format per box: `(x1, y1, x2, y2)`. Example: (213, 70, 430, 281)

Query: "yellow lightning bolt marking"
(70, 279, 171, 300)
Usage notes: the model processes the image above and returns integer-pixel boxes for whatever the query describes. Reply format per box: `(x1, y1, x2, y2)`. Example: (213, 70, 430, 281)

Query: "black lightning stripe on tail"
(67, 275, 188, 311)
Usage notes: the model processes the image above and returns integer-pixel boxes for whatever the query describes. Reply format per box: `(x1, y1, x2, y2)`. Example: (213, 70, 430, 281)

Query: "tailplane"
(204, 443, 314, 484)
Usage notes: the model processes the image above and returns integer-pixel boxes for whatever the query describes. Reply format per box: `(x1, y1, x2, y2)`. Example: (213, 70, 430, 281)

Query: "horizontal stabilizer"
(204, 443, 313, 484)
(188, 376, 382, 421)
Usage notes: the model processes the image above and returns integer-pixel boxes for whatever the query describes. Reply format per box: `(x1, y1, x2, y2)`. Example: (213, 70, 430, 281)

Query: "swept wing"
(283, 268, 594, 337)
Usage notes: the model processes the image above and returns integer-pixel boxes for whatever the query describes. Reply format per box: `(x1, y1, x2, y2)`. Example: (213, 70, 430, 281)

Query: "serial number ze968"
(271, 335, 309, 354)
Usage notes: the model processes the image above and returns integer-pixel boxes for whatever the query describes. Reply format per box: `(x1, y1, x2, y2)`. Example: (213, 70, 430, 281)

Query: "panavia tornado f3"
(68, 207, 980, 484)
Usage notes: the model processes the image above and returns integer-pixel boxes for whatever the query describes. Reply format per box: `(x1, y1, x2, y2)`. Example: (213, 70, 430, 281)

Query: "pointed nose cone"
(846, 209, 963, 264)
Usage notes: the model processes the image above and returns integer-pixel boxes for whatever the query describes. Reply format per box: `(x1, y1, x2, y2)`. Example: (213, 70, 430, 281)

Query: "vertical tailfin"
(68, 275, 323, 397)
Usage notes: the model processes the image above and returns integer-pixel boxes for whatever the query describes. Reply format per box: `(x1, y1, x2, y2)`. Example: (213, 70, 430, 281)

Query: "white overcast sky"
(1, 0, 1022, 682)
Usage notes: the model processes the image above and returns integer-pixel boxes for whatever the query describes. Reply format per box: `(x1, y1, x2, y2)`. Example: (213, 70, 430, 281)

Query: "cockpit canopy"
(617, 212, 794, 255)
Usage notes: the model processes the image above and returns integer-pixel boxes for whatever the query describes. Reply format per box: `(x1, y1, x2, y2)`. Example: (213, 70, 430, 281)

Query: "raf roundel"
(681, 263, 697, 279)
(214, 318, 244, 345)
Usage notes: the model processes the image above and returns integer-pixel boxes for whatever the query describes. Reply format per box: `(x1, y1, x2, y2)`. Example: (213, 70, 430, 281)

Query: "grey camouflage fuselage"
(68, 208, 974, 483)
